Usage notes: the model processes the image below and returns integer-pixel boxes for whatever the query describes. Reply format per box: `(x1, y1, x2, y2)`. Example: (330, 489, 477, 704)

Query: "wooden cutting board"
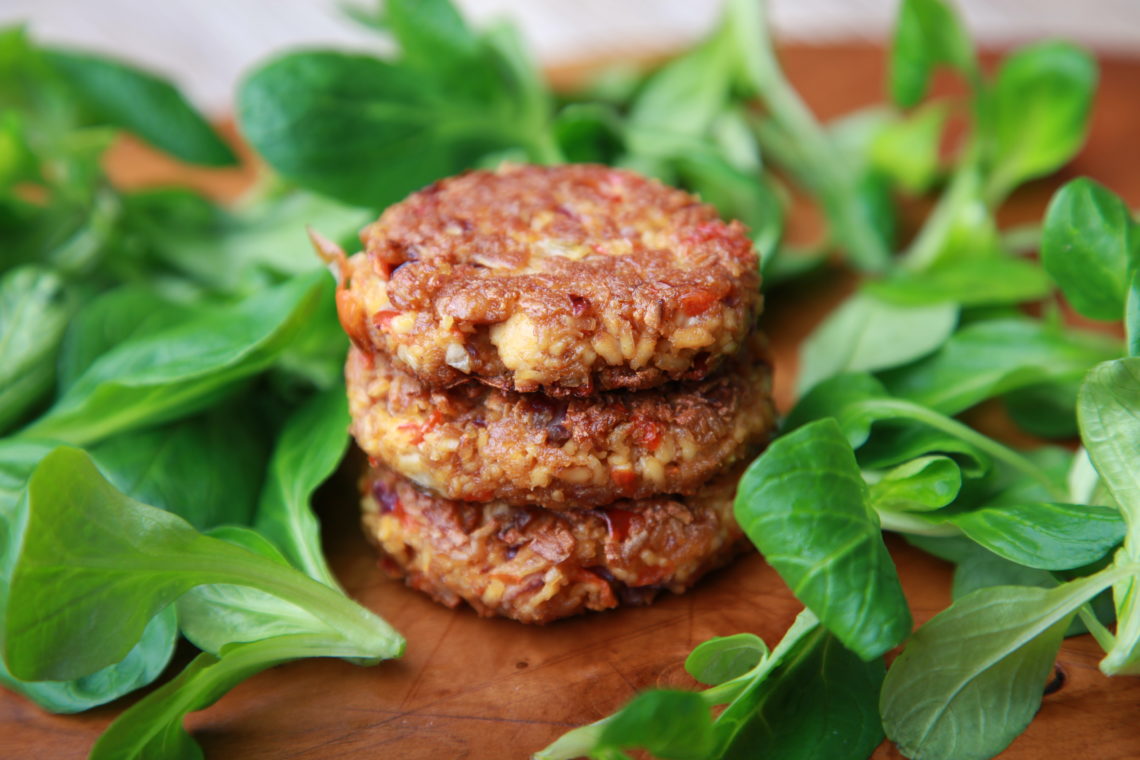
(4, 44, 1140, 760)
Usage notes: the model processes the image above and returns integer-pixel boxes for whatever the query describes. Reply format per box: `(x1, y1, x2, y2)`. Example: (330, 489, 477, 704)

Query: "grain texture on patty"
(337, 163, 761, 396)
(347, 335, 775, 509)
(361, 464, 747, 624)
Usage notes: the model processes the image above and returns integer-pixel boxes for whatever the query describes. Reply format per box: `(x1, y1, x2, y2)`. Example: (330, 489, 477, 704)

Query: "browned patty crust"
(361, 464, 747, 624)
(337, 163, 761, 396)
(347, 334, 775, 509)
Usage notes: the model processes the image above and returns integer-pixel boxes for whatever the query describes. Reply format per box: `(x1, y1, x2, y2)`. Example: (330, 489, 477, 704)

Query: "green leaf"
(870, 103, 949, 193)
(176, 527, 330, 655)
(1066, 447, 1104, 505)
(1040, 177, 1136, 321)
(940, 538, 1110, 639)
(1127, 269, 1140, 357)
(239, 51, 521, 208)
(41, 185, 123, 278)
(595, 690, 715, 760)
(0, 439, 179, 713)
(0, 608, 177, 716)
(56, 286, 199, 392)
(867, 257, 1053, 308)
(272, 281, 348, 390)
(858, 423, 991, 479)
(853, 170, 898, 254)
(123, 187, 370, 297)
(882, 571, 1120, 760)
(785, 372, 892, 444)
(900, 161, 1003, 271)
(0, 110, 36, 191)
(735, 419, 912, 660)
(90, 404, 269, 530)
(2, 447, 402, 682)
(1004, 381, 1081, 439)
(710, 106, 761, 173)
(828, 107, 894, 171)
(987, 42, 1097, 200)
(20, 272, 324, 446)
(868, 455, 962, 513)
(718, 628, 884, 760)
(1078, 358, 1140, 674)
(1080, 359, 1140, 533)
(482, 20, 557, 158)
(950, 502, 1125, 570)
(384, 0, 479, 74)
(881, 319, 1119, 415)
(44, 49, 237, 166)
(536, 611, 819, 760)
(684, 633, 768, 686)
(254, 388, 350, 587)
(90, 633, 367, 760)
(889, 0, 977, 107)
(797, 290, 958, 394)
(726, 0, 891, 272)
(366, 10, 551, 168)
(950, 445, 1073, 515)
(950, 545, 1055, 600)
(625, 31, 734, 158)
(0, 266, 69, 434)
(787, 374, 1068, 506)
(552, 103, 623, 165)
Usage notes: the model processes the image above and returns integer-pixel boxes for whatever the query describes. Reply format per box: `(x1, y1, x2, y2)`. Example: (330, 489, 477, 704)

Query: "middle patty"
(347, 334, 776, 510)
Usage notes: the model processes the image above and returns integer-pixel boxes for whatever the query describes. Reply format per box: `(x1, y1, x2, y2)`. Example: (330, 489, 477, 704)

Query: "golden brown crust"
(360, 464, 748, 624)
(339, 164, 761, 395)
(347, 334, 776, 509)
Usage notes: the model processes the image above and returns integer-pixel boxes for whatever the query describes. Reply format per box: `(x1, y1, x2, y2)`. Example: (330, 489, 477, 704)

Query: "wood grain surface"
(4, 44, 1140, 760)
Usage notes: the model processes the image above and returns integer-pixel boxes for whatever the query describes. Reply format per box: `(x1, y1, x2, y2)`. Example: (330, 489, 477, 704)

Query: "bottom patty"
(361, 465, 748, 624)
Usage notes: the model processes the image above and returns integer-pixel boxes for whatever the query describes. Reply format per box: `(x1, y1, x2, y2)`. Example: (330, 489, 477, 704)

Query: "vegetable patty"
(337, 163, 761, 396)
(347, 334, 774, 509)
(361, 464, 747, 624)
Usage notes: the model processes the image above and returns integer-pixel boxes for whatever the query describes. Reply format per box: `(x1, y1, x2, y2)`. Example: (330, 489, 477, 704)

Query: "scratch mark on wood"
(400, 613, 459, 709)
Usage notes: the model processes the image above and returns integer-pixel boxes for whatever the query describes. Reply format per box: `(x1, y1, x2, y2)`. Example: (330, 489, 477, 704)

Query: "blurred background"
(2, 0, 1137, 114)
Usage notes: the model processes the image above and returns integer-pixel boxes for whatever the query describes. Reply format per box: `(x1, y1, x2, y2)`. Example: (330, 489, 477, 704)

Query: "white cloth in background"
(0, 0, 1136, 115)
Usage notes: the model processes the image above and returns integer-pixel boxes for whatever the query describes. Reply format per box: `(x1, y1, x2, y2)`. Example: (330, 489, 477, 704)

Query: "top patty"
(337, 163, 761, 396)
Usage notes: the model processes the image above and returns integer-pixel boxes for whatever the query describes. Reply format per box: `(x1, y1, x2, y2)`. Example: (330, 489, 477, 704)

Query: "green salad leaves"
(528, 0, 1140, 758)
(20, 272, 325, 445)
(5, 448, 401, 681)
(239, 0, 558, 208)
(735, 419, 911, 660)
(0, 20, 398, 758)
(882, 570, 1130, 760)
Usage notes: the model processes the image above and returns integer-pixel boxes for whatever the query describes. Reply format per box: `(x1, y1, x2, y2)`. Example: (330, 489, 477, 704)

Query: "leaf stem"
(527, 126, 565, 165)
(864, 399, 1069, 501)
(532, 610, 820, 760)
(736, 0, 890, 272)
(91, 633, 370, 759)
(292, 538, 343, 591)
(1077, 604, 1116, 652)
(877, 510, 962, 537)
(899, 147, 983, 271)
(1000, 222, 1042, 254)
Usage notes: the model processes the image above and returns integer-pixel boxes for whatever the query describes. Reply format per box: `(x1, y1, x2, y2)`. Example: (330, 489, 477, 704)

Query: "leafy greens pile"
(2, 0, 1139, 758)
(0, 22, 399, 760)
(530, 2, 1140, 759)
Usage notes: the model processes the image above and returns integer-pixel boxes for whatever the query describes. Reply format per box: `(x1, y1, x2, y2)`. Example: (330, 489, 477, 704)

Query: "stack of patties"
(335, 164, 776, 623)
